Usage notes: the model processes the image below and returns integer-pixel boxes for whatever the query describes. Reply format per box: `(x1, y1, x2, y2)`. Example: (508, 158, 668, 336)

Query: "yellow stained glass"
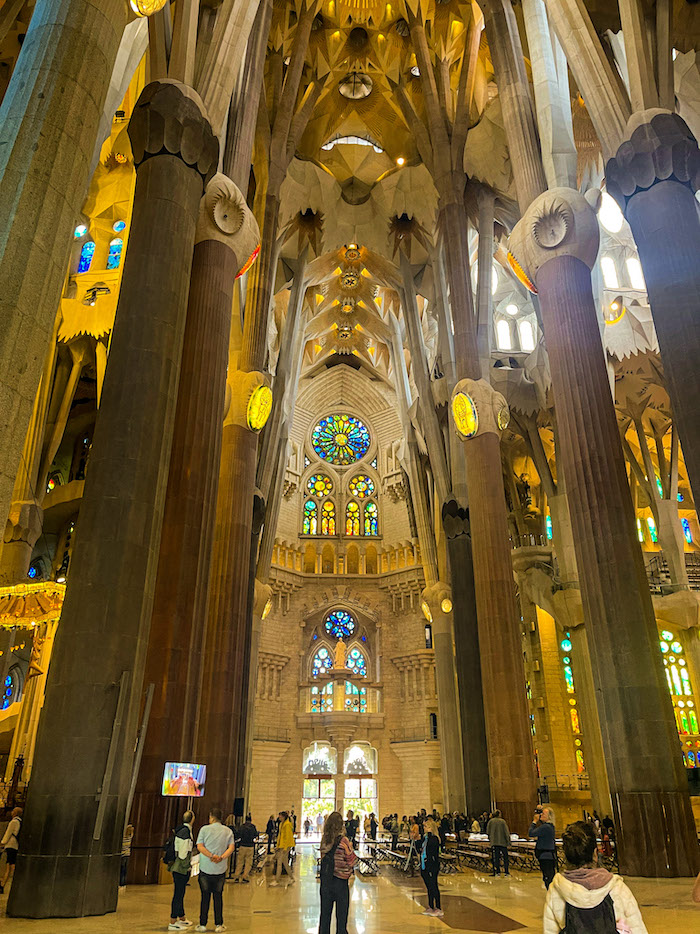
(130, 0, 168, 15)
(452, 392, 478, 439)
(247, 385, 272, 431)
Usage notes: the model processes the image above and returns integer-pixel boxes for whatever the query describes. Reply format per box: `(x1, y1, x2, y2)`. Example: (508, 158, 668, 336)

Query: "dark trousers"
(319, 875, 349, 934)
(199, 870, 225, 926)
(391, 833, 398, 849)
(537, 855, 556, 889)
(119, 855, 129, 886)
(171, 871, 189, 919)
(421, 867, 441, 909)
(492, 846, 509, 875)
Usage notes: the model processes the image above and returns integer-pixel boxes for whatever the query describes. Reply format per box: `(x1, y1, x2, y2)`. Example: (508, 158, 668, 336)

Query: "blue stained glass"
(325, 610, 355, 638)
(312, 414, 370, 466)
(107, 238, 123, 270)
(74, 224, 87, 239)
(682, 518, 693, 544)
(78, 241, 95, 273)
(113, 220, 126, 233)
(561, 639, 572, 652)
(312, 646, 332, 677)
(656, 476, 664, 498)
(546, 515, 553, 540)
(646, 517, 658, 542)
(27, 565, 37, 579)
(347, 648, 367, 678)
(677, 492, 684, 503)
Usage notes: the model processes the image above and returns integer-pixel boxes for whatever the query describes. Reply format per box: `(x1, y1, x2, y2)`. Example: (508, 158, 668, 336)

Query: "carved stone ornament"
(605, 109, 700, 213)
(195, 173, 261, 270)
(508, 187, 601, 285)
(422, 582, 453, 618)
(450, 378, 509, 441)
(224, 369, 271, 431)
(127, 80, 218, 187)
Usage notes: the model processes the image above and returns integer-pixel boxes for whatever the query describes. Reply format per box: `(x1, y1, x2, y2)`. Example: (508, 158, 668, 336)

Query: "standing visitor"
(529, 806, 557, 890)
(544, 821, 648, 933)
(0, 807, 22, 894)
(304, 817, 311, 836)
(345, 809, 358, 848)
(270, 810, 295, 885)
(291, 807, 297, 832)
(369, 813, 378, 840)
(390, 814, 399, 849)
(317, 813, 324, 836)
(120, 822, 134, 890)
(319, 811, 357, 934)
(486, 810, 511, 877)
(471, 816, 481, 834)
(196, 807, 235, 933)
(419, 818, 443, 917)
(166, 810, 194, 932)
(439, 814, 450, 849)
(232, 814, 257, 883)
(266, 814, 276, 853)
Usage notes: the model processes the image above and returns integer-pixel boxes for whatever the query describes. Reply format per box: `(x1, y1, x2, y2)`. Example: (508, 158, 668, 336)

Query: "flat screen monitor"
(162, 761, 206, 797)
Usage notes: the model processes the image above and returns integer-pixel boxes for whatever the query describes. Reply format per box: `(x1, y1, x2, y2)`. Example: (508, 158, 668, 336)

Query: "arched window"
(345, 681, 367, 712)
(519, 320, 536, 352)
(681, 518, 693, 544)
(107, 237, 123, 270)
(346, 545, 359, 574)
(1, 667, 21, 710)
(364, 501, 378, 535)
(600, 256, 619, 289)
(325, 610, 355, 638)
(346, 647, 367, 678)
(496, 318, 512, 350)
(365, 545, 377, 574)
(311, 682, 334, 713)
(303, 499, 318, 534)
(78, 240, 95, 273)
(346, 501, 360, 535)
(625, 257, 645, 290)
(429, 713, 438, 739)
(321, 500, 336, 535)
(312, 646, 333, 677)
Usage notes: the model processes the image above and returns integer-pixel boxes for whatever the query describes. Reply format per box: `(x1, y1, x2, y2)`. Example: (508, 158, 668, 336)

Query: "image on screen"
(162, 761, 206, 797)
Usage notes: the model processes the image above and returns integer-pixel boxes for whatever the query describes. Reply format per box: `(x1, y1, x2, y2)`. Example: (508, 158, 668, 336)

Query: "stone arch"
(304, 543, 316, 573)
(321, 543, 335, 573)
(365, 544, 377, 574)
(346, 544, 360, 574)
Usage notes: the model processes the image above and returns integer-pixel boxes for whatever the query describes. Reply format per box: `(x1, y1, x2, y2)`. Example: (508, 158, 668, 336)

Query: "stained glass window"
(690, 708, 699, 734)
(345, 681, 367, 712)
(364, 501, 378, 536)
(303, 499, 318, 534)
(570, 707, 581, 734)
(311, 683, 334, 713)
(646, 516, 658, 542)
(107, 237, 123, 269)
(78, 240, 95, 273)
(347, 648, 367, 678)
(325, 610, 355, 638)
(546, 514, 553, 540)
(113, 219, 126, 233)
(1, 673, 14, 710)
(682, 518, 693, 544)
(346, 501, 360, 535)
(636, 518, 644, 542)
(307, 474, 333, 497)
(349, 475, 375, 498)
(321, 501, 336, 535)
(371, 456, 377, 469)
(563, 665, 575, 693)
(690, 750, 698, 767)
(312, 646, 332, 677)
(312, 414, 370, 465)
(575, 749, 586, 773)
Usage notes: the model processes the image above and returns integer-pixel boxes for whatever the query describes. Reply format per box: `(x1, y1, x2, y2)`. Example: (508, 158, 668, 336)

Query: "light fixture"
(396, 156, 405, 166)
(452, 391, 478, 439)
(348, 243, 357, 250)
(82, 284, 111, 306)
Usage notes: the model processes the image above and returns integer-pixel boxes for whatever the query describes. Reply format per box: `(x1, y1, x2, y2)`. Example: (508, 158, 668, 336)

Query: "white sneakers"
(215, 926, 227, 933)
(194, 926, 207, 932)
(421, 908, 444, 917)
(168, 923, 191, 932)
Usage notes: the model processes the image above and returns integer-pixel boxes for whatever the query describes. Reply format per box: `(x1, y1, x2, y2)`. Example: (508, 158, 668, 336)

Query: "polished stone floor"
(0, 847, 696, 932)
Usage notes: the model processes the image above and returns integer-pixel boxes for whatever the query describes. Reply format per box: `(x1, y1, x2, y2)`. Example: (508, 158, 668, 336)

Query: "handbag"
(190, 854, 200, 877)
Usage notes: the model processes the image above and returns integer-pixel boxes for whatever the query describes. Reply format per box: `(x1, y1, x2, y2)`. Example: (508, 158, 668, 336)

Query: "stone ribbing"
(537, 254, 699, 877)
(8, 82, 215, 918)
(129, 238, 235, 884)
(0, 0, 127, 534)
(606, 111, 700, 512)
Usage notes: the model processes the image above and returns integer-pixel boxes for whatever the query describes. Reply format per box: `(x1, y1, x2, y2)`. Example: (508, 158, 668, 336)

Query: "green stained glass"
(303, 499, 318, 534)
(349, 475, 375, 498)
(307, 474, 333, 496)
(364, 501, 378, 535)
(312, 414, 370, 465)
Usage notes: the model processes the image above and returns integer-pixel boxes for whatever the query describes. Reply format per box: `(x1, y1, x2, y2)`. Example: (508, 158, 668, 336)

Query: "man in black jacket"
(232, 815, 258, 883)
(529, 806, 557, 889)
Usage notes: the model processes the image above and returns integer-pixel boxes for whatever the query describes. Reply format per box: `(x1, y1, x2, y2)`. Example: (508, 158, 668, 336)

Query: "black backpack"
(162, 829, 177, 866)
(320, 838, 341, 886)
(563, 894, 616, 933)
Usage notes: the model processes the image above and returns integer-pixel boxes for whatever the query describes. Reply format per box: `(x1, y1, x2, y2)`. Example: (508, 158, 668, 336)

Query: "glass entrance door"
(302, 777, 336, 837)
(343, 776, 377, 834)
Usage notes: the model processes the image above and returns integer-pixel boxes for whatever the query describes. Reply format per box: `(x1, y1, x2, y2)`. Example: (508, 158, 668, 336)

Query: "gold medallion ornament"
(440, 598, 453, 614)
(497, 404, 510, 431)
(452, 392, 478, 439)
(421, 600, 433, 623)
(247, 385, 273, 431)
(341, 272, 359, 290)
(129, 0, 168, 15)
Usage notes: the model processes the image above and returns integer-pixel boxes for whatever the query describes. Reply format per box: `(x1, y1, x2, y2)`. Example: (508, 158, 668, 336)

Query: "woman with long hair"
(319, 811, 357, 934)
(420, 818, 443, 917)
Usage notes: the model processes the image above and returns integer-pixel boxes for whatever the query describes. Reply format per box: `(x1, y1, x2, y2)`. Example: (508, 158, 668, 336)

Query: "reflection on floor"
(0, 847, 696, 933)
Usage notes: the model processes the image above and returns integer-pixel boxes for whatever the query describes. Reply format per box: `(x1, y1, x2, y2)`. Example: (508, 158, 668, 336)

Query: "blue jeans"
(199, 870, 225, 926)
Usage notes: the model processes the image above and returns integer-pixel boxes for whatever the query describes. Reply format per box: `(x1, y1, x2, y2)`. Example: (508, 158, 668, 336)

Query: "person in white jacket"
(543, 821, 648, 934)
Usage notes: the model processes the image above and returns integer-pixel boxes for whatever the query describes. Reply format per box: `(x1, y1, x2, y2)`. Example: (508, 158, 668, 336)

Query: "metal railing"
(541, 773, 590, 792)
(510, 533, 549, 549)
(390, 727, 438, 743)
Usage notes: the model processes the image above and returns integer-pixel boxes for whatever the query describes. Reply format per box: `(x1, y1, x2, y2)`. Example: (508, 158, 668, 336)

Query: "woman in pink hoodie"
(543, 821, 648, 934)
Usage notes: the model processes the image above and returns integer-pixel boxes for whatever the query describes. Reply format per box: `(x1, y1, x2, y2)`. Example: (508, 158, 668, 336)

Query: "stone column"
(129, 175, 259, 883)
(449, 378, 537, 831)
(0, 0, 127, 531)
(606, 111, 700, 510)
(510, 187, 699, 877)
(442, 501, 492, 817)
(8, 81, 218, 918)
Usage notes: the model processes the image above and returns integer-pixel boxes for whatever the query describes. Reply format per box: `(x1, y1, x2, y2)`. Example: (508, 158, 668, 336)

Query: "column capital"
(508, 187, 601, 285)
(224, 370, 272, 432)
(195, 173, 261, 271)
(128, 80, 218, 186)
(606, 110, 700, 211)
(450, 377, 510, 441)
